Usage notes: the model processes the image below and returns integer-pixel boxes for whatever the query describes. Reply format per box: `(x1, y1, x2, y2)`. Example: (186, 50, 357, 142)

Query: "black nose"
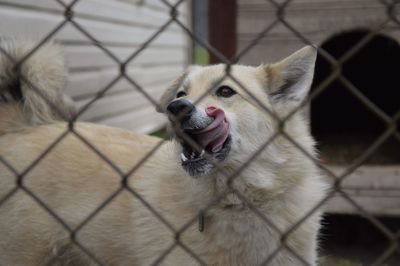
(166, 99, 195, 121)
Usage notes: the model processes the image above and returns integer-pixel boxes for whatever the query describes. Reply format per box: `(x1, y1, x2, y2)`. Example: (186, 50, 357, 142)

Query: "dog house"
(234, 0, 400, 217)
(311, 30, 400, 216)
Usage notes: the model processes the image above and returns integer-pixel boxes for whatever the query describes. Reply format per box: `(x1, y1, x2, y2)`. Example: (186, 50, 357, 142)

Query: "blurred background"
(0, 0, 399, 265)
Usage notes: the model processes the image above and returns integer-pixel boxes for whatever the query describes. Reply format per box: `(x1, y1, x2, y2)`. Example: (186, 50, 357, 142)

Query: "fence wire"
(0, 0, 399, 265)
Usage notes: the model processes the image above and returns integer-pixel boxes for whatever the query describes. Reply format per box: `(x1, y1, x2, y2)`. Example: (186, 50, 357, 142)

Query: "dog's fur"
(0, 40, 326, 266)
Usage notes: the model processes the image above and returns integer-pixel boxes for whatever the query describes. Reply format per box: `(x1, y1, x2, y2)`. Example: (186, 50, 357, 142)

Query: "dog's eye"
(216, 86, 236, 98)
(176, 91, 187, 98)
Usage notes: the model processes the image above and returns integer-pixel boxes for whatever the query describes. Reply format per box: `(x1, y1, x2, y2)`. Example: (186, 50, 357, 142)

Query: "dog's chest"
(194, 210, 280, 266)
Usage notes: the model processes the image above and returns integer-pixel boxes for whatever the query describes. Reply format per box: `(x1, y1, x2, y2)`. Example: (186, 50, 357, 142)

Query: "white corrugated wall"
(0, 0, 190, 133)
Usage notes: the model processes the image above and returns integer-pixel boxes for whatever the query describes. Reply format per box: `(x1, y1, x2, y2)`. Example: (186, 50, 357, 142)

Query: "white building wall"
(0, 0, 190, 133)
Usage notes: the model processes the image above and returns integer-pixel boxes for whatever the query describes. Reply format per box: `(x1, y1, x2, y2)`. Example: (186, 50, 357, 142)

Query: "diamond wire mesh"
(0, 0, 399, 265)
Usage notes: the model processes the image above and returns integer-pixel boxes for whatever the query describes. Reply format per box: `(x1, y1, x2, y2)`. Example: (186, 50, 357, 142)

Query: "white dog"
(0, 40, 326, 265)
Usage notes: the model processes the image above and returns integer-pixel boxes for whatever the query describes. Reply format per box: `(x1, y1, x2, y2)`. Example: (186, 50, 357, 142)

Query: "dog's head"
(157, 46, 317, 177)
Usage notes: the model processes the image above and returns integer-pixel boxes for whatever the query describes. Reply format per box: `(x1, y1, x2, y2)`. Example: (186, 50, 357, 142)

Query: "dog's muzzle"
(167, 99, 194, 123)
(166, 99, 232, 176)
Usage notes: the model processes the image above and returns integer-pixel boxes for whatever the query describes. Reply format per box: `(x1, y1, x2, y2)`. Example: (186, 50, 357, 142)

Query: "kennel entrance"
(311, 30, 400, 216)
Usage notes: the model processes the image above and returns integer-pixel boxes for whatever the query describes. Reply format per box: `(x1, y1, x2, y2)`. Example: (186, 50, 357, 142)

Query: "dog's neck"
(163, 144, 321, 265)
(181, 155, 290, 212)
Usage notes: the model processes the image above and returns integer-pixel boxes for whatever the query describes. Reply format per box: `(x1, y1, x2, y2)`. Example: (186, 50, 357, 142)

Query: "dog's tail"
(0, 39, 75, 134)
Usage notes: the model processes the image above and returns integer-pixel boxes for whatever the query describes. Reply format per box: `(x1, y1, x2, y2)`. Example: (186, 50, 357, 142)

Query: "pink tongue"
(192, 106, 230, 152)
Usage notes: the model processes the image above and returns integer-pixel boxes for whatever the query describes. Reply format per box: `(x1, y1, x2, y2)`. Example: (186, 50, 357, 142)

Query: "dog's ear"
(264, 46, 317, 103)
(156, 72, 187, 113)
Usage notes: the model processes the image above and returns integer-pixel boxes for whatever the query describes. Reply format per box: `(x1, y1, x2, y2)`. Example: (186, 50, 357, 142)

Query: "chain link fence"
(0, 0, 399, 265)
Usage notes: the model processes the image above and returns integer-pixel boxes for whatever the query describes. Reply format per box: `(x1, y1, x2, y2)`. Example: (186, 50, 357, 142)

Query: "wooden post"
(208, 0, 237, 63)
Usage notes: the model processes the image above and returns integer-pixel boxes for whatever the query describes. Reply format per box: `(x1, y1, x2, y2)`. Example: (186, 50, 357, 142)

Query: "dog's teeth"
(181, 153, 188, 162)
(200, 150, 205, 157)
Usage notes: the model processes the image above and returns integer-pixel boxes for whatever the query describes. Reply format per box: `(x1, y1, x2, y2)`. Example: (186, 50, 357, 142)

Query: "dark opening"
(320, 214, 400, 265)
(311, 30, 400, 165)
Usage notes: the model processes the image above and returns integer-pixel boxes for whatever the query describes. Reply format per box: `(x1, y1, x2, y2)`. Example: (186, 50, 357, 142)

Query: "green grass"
(320, 257, 360, 266)
(150, 127, 169, 139)
(194, 47, 209, 65)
